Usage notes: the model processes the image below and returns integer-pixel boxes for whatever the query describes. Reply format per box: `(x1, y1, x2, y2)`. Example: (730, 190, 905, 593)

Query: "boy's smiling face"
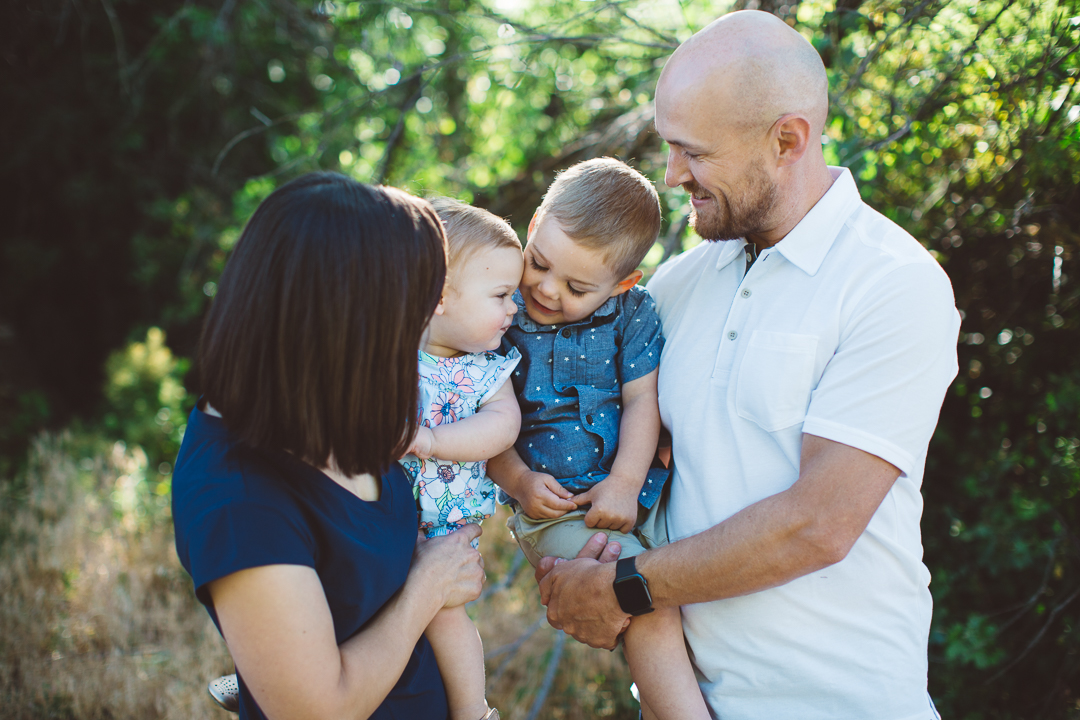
(520, 215, 640, 326)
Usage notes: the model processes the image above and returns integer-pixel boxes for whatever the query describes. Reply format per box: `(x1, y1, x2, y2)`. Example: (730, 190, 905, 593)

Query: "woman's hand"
(410, 524, 485, 609)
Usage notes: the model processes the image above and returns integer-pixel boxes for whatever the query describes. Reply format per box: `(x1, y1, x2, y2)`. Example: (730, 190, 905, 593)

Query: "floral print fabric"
(399, 348, 521, 538)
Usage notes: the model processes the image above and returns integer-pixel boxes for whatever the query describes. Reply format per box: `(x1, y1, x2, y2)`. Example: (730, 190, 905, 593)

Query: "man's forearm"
(637, 435, 900, 607)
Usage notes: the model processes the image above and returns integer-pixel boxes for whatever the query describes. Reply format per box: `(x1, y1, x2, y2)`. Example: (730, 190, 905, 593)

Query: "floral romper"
(399, 348, 521, 538)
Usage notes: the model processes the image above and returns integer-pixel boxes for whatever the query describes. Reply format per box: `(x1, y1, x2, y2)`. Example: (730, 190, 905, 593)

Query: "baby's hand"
(572, 473, 641, 534)
(517, 471, 578, 520)
(405, 427, 435, 460)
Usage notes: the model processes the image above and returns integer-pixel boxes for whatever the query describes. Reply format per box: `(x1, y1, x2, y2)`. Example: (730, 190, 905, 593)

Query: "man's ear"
(611, 269, 643, 296)
(773, 114, 812, 168)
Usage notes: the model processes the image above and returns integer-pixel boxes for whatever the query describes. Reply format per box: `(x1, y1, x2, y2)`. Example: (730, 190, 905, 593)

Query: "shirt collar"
(511, 290, 617, 333)
(771, 166, 862, 276)
(713, 239, 750, 272)
(711, 166, 862, 276)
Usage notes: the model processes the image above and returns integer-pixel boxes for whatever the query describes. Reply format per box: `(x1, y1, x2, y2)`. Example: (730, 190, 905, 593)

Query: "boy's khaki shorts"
(507, 493, 668, 567)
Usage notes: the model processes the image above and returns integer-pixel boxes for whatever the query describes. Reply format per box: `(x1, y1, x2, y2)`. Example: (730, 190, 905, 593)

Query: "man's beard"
(687, 170, 779, 242)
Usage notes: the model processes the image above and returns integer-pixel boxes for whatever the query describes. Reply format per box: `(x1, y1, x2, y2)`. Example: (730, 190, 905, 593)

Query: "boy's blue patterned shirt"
(502, 286, 669, 508)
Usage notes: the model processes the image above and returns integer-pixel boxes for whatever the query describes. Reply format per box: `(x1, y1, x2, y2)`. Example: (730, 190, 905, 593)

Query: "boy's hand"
(572, 473, 641, 534)
(405, 427, 435, 460)
(517, 471, 578, 520)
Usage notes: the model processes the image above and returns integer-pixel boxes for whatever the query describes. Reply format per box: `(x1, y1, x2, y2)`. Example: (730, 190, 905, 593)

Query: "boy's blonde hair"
(534, 157, 661, 279)
(428, 197, 522, 282)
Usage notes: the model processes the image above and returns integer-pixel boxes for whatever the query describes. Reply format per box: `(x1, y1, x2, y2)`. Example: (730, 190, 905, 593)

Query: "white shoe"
(208, 674, 240, 713)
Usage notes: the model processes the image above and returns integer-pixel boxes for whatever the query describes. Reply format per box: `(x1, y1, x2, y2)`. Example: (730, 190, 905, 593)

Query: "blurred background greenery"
(0, 0, 1078, 717)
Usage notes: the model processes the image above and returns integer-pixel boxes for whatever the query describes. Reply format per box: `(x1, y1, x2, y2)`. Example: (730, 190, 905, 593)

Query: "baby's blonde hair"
(534, 158, 661, 279)
(428, 198, 522, 282)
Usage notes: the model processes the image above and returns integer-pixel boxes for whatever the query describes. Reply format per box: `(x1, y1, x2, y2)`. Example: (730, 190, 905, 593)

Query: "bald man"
(536, 11, 959, 720)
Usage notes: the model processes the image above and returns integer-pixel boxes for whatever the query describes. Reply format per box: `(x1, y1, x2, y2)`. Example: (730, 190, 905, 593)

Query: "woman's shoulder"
(172, 408, 294, 512)
(172, 408, 322, 603)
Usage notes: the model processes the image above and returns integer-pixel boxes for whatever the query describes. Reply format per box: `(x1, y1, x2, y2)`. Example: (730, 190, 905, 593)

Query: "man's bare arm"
(539, 434, 900, 648)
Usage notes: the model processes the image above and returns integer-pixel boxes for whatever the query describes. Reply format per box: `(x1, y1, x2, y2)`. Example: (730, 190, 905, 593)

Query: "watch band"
(613, 556, 654, 616)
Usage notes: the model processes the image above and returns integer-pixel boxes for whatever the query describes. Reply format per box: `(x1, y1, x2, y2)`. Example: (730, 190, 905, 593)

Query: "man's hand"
(535, 532, 630, 650)
(572, 473, 641, 533)
(405, 427, 435, 460)
(516, 470, 578, 520)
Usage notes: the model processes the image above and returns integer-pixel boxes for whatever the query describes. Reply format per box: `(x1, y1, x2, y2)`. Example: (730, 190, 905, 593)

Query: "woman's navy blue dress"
(173, 407, 448, 719)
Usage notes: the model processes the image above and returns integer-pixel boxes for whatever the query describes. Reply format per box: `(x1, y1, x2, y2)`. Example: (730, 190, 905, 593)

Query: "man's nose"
(664, 149, 689, 189)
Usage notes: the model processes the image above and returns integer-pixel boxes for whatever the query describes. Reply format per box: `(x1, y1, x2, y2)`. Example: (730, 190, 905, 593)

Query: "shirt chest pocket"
(735, 331, 819, 432)
(584, 335, 618, 388)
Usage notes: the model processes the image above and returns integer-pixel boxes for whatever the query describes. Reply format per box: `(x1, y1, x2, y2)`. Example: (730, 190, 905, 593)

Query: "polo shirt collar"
(771, 166, 863, 276)
(510, 290, 618, 333)
(711, 166, 862, 276)
(712, 239, 750, 272)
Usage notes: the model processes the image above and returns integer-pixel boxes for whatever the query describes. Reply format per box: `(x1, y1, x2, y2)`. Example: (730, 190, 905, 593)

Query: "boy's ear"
(610, 269, 643, 296)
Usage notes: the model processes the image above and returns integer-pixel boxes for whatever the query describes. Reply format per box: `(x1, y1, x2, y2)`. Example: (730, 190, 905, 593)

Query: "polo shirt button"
(728, 330, 738, 340)
(561, 329, 571, 338)
(586, 415, 594, 424)
(741, 289, 752, 298)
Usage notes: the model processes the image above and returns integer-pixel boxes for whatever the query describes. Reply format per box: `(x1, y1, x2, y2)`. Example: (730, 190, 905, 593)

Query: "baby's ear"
(611, 269, 643, 296)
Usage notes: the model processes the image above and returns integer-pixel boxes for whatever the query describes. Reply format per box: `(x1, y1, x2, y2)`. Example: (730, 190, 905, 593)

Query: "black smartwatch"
(613, 556, 654, 616)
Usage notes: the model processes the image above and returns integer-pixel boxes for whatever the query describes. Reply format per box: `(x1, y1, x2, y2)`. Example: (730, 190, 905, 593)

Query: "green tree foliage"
(2, 0, 1079, 716)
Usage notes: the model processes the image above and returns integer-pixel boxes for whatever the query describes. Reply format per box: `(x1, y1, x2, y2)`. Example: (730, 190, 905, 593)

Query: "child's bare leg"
(426, 605, 489, 720)
(623, 606, 710, 720)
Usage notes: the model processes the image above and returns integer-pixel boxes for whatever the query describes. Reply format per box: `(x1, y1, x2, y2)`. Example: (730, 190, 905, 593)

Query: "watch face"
(614, 575, 653, 615)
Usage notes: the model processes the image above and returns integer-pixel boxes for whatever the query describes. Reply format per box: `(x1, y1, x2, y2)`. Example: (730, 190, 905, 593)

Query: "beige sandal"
(480, 709, 500, 720)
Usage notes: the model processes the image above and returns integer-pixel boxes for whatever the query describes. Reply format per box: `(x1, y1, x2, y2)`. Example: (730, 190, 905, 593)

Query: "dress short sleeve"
(477, 347, 521, 404)
(183, 498, 315, 607)
(617, 287, 664, 385)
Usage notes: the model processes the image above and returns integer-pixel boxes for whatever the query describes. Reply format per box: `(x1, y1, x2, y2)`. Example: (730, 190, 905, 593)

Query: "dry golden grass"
(0, 436, 639, 719)
(0, 435, 232, 719)
(476, 505, 638, 720)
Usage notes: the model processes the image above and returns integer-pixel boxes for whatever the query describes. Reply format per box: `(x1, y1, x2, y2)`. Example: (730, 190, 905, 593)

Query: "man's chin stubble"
(690, 208, 743, 243)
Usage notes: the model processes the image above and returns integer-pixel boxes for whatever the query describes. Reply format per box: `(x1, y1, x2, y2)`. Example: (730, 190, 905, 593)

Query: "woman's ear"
(527, 211, 539, 240)
(611, 269, 644, 296)
(432, 295, 446, 316)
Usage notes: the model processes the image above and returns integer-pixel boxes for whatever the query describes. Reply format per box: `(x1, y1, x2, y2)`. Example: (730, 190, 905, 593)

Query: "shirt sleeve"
(617, 288, 665, 385)
(801, 261, 960, 477)
(185, 496, 316, 607)
(478, 347, 522, 405)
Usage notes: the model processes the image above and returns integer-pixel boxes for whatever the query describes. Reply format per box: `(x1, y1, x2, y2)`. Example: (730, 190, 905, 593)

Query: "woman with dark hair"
(172, 172, 486, 720)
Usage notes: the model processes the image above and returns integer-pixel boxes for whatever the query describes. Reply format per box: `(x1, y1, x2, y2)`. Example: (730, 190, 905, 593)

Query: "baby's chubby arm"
(572, 368, 660, 534)
(406, 381, 520, 462)
(487, 446, 578, 520)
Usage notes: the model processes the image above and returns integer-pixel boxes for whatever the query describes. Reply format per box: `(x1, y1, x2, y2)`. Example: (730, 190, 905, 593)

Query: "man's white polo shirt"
(649, 167, 959, 720)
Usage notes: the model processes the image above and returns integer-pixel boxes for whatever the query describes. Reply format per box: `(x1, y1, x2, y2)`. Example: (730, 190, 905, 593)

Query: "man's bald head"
(658, 10, 828, 139)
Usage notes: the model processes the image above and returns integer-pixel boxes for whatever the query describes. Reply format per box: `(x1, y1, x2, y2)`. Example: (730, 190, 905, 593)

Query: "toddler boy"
(489, 157, 708, 720)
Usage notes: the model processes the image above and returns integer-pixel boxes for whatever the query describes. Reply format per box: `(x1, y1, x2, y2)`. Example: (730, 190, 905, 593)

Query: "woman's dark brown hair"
(197, 172, 446, 476)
